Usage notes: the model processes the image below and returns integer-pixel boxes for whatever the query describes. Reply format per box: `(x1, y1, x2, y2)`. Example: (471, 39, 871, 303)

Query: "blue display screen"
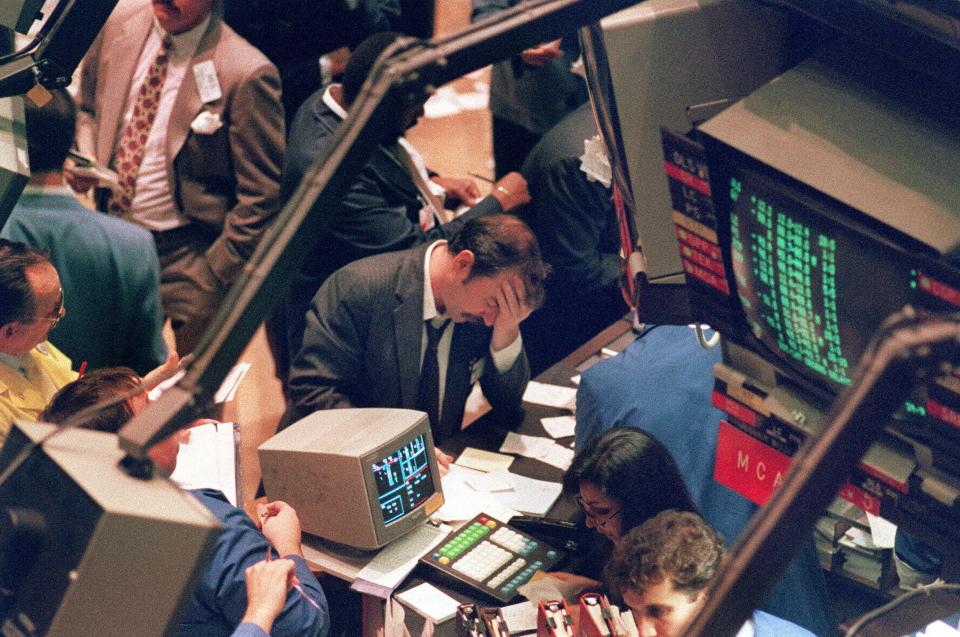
(371, 433, 435, 524)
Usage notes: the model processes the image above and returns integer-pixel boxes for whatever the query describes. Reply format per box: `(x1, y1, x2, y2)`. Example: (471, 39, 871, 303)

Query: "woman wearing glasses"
(556, 426, 696, 586)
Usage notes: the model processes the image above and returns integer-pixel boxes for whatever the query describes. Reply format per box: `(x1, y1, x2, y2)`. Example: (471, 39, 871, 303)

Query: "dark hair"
(25, 88, 76, 173)
(563, 426, 696, 534)
(605, 510, 725, 602)
(342, 31, 404, 105)
(448, 215, 550, 309)
(40, 367, 143, 432)
(0, 239, 50, 325)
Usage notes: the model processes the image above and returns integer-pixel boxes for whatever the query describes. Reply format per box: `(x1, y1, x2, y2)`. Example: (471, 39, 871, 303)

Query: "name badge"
(193, 60, 222, 104)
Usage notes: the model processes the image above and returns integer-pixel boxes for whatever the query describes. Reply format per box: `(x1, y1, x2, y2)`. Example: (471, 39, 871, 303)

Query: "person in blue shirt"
(40, 368, 329, 637)
(606, 510, 817, 637)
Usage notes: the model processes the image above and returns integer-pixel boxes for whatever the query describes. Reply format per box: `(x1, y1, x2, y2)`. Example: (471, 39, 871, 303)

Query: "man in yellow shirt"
(0, 240, 77, 442)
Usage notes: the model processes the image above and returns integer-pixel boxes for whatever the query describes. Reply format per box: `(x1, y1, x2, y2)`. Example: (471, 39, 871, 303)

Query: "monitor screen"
(371, 433, 435, 524)
(725, 164, 917, 390)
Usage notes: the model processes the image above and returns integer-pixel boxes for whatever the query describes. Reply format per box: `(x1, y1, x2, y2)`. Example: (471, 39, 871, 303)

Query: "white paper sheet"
(435, 465, 519, 523)
(455, 447, 514, 472)
(522, 381, 577, 410)
(540, 415, 577, 439)
(396, 582, 461, 624)
(351, 524, 448, 598)
(500, 432, 554, 459)
(488, 470, 562, 516)
(540, 443, 575, 471)
(500, 601, 538, 633)
(171, 422, 238, 505)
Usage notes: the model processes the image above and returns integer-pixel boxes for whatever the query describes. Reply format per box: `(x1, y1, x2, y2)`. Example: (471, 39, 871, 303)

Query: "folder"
(537, 600, 575, 637)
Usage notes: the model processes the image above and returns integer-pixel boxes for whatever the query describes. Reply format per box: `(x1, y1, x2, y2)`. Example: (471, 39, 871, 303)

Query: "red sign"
(714, 421, 791, 506)
(837, 483, 881, 516)
(664, 160, 711, 196)
(711, 390, 757, 428)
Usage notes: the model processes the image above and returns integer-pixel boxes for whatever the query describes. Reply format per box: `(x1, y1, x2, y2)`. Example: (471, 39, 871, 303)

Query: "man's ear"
(451, 250, 475, 280)
(1, 322, 17, 340)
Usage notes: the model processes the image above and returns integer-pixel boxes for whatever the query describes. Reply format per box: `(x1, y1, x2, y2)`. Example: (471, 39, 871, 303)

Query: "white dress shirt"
(119, 16, 209, 230)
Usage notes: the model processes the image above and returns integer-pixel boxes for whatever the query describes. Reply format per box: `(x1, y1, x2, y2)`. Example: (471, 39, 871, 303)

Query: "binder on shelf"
(479, 607, 511, 637)
(457, 604, 486, 636)
(537, 600, 575, 637)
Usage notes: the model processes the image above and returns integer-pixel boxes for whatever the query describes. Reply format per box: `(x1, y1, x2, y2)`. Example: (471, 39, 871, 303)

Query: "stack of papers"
(395, 582, 461, 624)
(435, 464, 563, 522)
(350, 524, 448, 599)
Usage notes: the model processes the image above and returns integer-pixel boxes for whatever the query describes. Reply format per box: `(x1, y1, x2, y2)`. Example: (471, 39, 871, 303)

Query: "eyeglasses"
(33, 288, 65, 327)
(576, 495, 622, 529)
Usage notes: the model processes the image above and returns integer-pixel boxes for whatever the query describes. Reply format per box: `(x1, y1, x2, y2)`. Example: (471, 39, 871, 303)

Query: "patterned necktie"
(107, 35, 173, 215)
(417, 319, 449, 436)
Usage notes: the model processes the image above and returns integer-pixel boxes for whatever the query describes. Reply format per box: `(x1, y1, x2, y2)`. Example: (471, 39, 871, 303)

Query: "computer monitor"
(672, 47, 960, 399)
(0, 421, 219, 636)
(599, 0, 795, 287)
(258, 408, 444, 551)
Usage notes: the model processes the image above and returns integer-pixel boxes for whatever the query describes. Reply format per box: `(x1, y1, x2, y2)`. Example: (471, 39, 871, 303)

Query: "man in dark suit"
(70, 0, 285, 354)
(277, 32, 530, 380)
(286, 215, 549, 450)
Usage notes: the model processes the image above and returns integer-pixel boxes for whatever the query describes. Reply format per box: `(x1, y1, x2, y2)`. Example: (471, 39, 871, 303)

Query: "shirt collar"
(0, 351, 20, 372)
(323, 84, 349, 120)
(154, 12, 211, 53)
(423, 241, 447, 323)
(22, 183, 76, 198)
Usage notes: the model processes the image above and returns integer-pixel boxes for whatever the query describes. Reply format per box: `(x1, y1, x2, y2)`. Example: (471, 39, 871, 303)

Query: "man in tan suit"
(71, 0, 285, 353)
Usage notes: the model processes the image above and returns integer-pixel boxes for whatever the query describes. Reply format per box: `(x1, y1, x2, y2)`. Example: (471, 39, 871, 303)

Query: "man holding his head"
(40, 368, 329, 637)
(0, 240, 75, 441)
(286, 215, 549, 447)
(605, 510, 816, 637)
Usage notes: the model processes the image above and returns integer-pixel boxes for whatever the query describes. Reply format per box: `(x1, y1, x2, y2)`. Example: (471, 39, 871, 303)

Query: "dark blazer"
(76, 0, 285, 286)
(286, 245, 529, 442)
(280, 89, 503, 363)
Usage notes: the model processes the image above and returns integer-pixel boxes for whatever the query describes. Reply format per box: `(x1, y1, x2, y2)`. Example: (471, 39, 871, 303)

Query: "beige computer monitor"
(259, 408, 444, 551)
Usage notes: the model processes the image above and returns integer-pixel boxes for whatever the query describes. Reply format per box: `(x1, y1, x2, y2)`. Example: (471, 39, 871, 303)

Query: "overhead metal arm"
(684, 307, 960, 637)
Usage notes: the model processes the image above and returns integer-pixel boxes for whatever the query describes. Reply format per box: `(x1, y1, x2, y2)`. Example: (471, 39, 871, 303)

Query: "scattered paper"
(517, 572, 587, 605)
(455, 447, 514, 473)
(351, 524, 447, 598)
(571, 374, 581, 386)
(540, 443, 575, 471)
(214, 362, 251, 403)
(396, 582, 461, 624)
(171, 422, 238, 505)
(465, 470, 514, 492)
(540, 415, 577, 439)
(435, 464, 519, 523)
(866, 512, 898, 549)
(489, 470, 562, 516)
(500, 601, 538, 633)
(523, 381, 577, 410)
(500, 432, 554, 459)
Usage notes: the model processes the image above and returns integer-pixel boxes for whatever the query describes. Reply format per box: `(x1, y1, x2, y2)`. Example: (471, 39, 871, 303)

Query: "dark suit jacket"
(286, 245, 529, 442)
(76, 0, 285, 287)
(280, 89, 503, 362)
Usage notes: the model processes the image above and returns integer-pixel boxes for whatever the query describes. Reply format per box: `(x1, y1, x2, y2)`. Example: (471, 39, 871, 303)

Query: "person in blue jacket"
(40, 368, 329, 637)
(606, 510, 817, 637)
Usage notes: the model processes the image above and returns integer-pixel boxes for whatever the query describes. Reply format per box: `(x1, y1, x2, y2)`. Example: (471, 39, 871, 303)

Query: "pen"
(78, 360, 87, 378)
(468, 171, 495, 184)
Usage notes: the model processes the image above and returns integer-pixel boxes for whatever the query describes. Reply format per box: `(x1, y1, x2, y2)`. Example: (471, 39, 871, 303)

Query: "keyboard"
(420, 513, 564, 603)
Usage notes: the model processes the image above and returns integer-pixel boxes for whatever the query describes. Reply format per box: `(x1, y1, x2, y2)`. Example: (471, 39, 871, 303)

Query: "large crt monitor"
(668, 48, 960, 398)
(259, 408, 443, 550)
(663, 46, 960, 559)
